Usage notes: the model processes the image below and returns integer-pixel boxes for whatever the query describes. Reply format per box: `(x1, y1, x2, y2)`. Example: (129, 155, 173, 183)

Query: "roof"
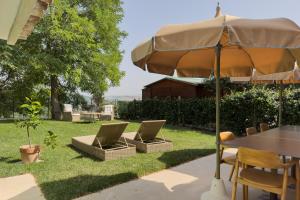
(144, 76, 207, 88)
(0, 0, 52, 45)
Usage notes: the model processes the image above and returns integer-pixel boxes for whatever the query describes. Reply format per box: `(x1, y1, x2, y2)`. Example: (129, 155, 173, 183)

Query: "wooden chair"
(260, 123, 269, 132)
(219, 131, 236, 181)
(246, 127, 257, 136)
(232, 147, 300, 200)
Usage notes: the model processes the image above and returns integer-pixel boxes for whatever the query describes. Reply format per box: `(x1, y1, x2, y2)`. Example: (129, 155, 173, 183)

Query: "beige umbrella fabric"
(132, 16, 300, 78)
(131, 7, 300, 199)
(230, 65, 300, 83)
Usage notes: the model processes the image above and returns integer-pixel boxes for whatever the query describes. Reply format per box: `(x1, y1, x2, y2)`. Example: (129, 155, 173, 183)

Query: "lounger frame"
(125, 137, 172, 153)
(72, 136, 136, 160)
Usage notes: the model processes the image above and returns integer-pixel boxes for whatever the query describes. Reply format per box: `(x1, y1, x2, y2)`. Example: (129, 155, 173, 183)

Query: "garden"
(0, 120, 215, 200)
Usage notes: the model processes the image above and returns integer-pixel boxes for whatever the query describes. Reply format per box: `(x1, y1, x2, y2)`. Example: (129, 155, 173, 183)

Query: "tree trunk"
(50, 75, 61, 120)
(93, 94, 104, 112)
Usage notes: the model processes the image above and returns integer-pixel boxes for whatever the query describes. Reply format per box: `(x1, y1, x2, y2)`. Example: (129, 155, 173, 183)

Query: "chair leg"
(296, 160, 300, 200)
(229, 164, 235, 182)
(231, 181, 237, 200)
(281, 169, 289, 200)
(243, 185, 248, 200)
(232, 162, 239, 200)
(297, 179, 300, 200)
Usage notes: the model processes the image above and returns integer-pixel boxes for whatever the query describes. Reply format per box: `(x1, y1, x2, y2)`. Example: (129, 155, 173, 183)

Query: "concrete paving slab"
(76, 149, 296, 200)
(0, 174, 45, 200)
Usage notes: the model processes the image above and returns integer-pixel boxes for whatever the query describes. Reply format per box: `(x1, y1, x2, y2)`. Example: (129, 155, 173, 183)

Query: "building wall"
(142, 79, 201, 100)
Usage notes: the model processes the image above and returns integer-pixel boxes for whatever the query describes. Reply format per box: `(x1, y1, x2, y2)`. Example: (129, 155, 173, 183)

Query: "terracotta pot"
(19, 145, 41, 164)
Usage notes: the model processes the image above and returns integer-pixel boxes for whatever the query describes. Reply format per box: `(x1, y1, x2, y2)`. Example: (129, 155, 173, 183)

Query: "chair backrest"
(246, 127, 257, 136)
(92, 122, 129, 147)
(260, 123, 269, 132)
(134, 120, 166, 141)
(103, 105, 114, 114)
(237, 147, 282, 169)
(64, 104, 73, 112)
(220, 131, 235, 142)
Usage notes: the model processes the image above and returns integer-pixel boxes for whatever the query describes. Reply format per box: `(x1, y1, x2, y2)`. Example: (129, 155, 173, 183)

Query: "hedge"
(118, 87, 300, 136)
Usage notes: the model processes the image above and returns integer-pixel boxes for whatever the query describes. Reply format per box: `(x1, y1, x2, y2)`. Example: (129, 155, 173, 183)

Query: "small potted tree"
(17, 97, 56, 164)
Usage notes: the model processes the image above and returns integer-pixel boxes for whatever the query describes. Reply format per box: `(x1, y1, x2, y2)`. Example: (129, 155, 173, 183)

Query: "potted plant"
(17, 97, 57, 164)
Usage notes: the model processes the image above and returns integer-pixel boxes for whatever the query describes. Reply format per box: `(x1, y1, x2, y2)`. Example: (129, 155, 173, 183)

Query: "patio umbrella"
(131, 4, 300, 200)
(231, 65, 300, 126)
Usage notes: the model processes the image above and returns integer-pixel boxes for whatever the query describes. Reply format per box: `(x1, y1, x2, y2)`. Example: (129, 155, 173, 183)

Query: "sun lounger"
(122, 120, 172, 153)
(72, 122, 136, 160)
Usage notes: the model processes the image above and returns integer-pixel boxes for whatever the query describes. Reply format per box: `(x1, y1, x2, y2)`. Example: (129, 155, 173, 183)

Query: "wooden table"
(223, 125, 300, 200)
(223, 125, 300, 158)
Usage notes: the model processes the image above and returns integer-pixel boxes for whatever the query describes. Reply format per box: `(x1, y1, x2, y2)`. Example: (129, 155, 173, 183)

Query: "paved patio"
(0, 149, 295, 200)
(0, 174, 45, 200)
(76, 149, 295, 200)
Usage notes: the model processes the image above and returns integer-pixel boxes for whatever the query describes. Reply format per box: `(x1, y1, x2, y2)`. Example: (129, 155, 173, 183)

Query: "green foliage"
(119, 87, 300, 136)
(44, 131, 58, 149)
(221, 87, 278, 134)
(118, 98, 215, 127)
(17, 98, 58, 148)
(0, 0, 126, 117)
(17, 97, 42, 146)
(282, 88, 300, 125)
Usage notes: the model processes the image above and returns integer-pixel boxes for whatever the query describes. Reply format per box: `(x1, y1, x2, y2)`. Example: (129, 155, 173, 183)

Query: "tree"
(0, 0, 126, 119)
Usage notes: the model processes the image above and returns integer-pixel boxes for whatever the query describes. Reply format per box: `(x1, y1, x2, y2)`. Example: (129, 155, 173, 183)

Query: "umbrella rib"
(287, 48, 298, 66)
(173, 49, 214, 77)
(239, 47, 256, 72)
(174, 50, 193, 69)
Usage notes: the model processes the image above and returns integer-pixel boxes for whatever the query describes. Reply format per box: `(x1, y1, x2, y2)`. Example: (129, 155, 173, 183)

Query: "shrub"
(221, 87, 277, 135)
(282, 88, 300, 125)
(118, 87, 300, 136)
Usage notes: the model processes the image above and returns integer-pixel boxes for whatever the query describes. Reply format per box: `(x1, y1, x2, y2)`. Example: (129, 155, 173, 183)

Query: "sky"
(105, 0, 300, 97)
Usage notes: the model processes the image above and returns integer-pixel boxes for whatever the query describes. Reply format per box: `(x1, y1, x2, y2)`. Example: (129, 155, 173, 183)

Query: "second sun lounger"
(123, 120, 172, 153)
(72, 122, 136, 160)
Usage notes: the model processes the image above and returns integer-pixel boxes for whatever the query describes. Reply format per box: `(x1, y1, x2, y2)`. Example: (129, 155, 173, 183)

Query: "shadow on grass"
(40, 172, 138, 200)
(67, 144, 103, 162)
(0, 156, 21, 164)
(165, 124, 215, 135)
(7, 159, 22, 164)
(0, 119, 16, 124)
(73, 121, 94, 124)
(158, 148, 215, 168)
(0, 156, 11, 162)
(122, 120, 215, 136)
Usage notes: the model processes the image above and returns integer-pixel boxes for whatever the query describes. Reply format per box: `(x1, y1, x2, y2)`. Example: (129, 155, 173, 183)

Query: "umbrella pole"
(279, 81, 283, 127)
(215, 43, 221, 179)
(201, 43, 229, 200)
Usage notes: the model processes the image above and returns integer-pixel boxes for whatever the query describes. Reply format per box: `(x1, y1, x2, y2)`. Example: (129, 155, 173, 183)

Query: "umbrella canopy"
(131, 5, 300, 199)
(0, 0, 52, 45)
(230, 65, 300, 83)
(132, 16, 300, 78)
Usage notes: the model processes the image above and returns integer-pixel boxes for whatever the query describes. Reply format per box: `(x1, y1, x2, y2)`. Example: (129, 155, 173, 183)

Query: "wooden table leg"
(270, 169, 278, 200)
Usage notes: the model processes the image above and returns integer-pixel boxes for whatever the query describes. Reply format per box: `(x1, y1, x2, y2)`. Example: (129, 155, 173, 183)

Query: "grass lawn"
(0, 120, 215, 200)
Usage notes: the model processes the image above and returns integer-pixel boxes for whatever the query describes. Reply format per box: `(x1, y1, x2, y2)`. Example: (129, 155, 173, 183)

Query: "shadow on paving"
(40, 172, 138, 200)
(158, 149, 215, 168)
